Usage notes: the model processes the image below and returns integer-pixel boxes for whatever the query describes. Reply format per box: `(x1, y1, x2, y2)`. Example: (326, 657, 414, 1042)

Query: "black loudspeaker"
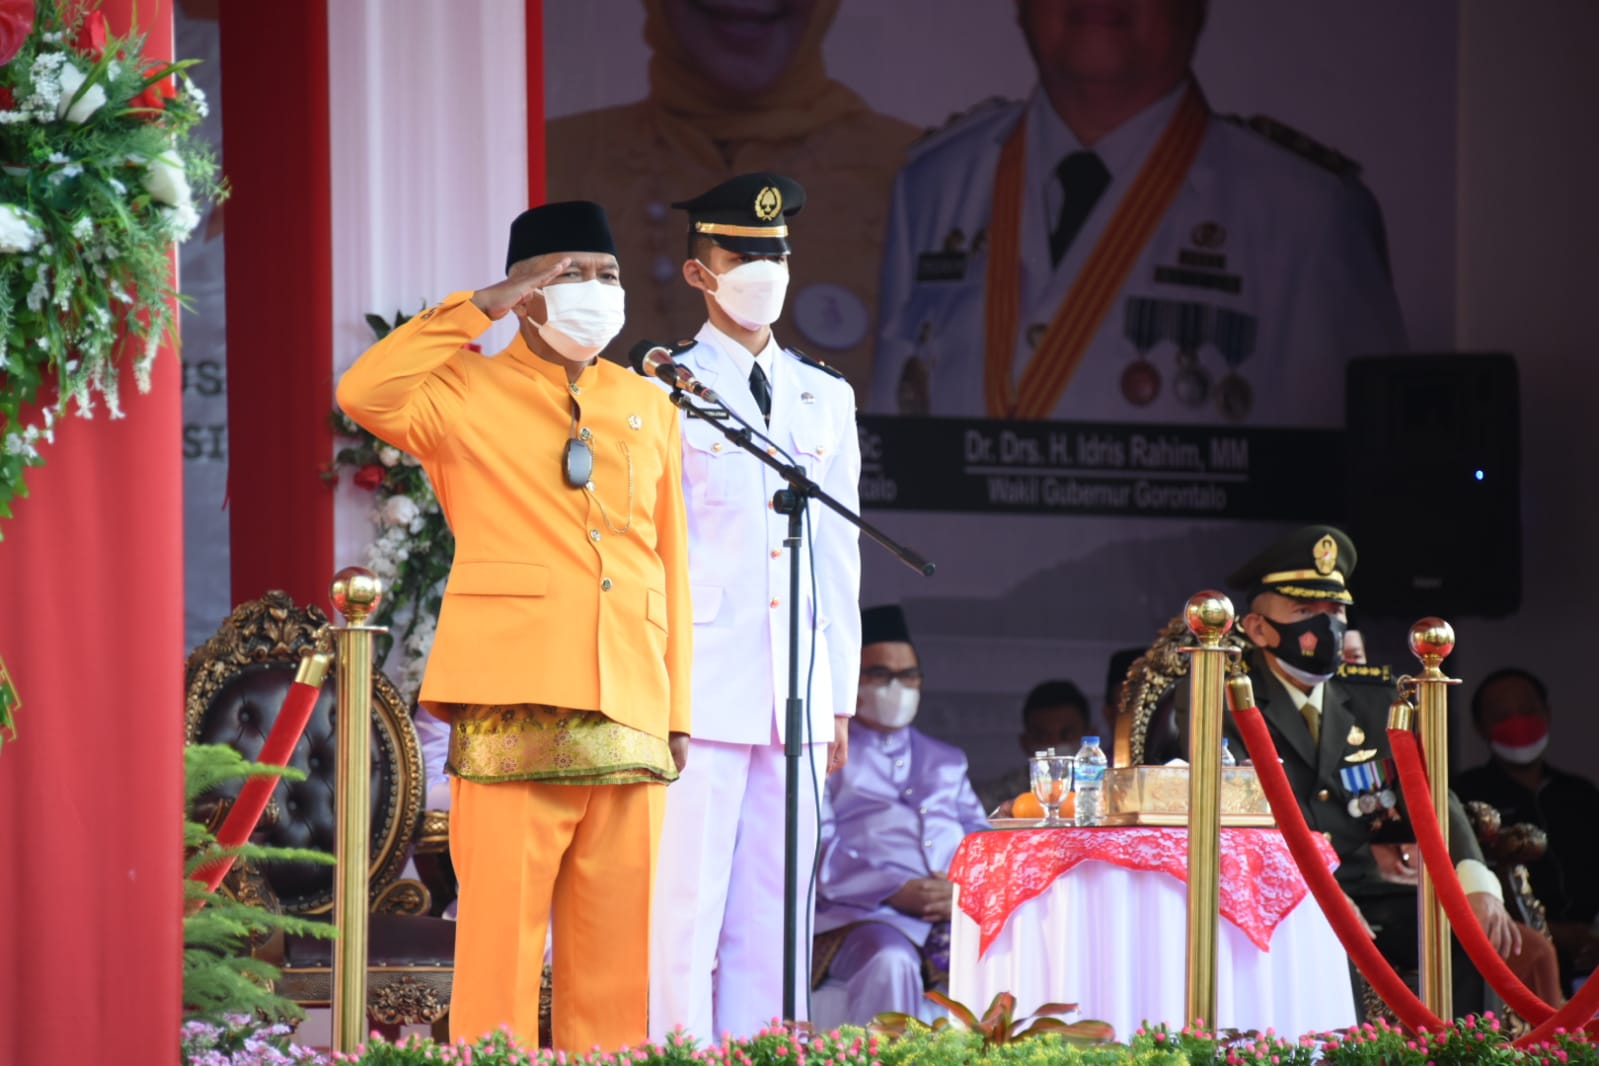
(1343, 353, 1521, 618)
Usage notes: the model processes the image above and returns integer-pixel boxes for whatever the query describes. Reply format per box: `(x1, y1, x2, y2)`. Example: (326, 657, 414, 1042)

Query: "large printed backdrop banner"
(542, 0, 1458, 782)
(0, 3, 183, 1063)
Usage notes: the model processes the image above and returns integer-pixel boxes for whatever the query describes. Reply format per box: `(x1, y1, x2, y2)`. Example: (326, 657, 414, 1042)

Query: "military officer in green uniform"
(1214, 524, 1520, 1016)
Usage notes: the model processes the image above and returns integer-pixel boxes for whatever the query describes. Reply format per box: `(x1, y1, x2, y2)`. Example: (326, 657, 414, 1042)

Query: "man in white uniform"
(870, 0, 1406, 424)
(649, 172, 863, 1041)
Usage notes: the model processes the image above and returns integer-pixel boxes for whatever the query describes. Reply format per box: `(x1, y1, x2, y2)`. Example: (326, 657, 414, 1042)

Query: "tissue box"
(1103, 765, 1276, 827)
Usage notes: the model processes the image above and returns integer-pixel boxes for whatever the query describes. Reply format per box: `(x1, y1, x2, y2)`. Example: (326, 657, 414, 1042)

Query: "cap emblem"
(754, 185, 783, 222)
(1313, 533, 1338, 576)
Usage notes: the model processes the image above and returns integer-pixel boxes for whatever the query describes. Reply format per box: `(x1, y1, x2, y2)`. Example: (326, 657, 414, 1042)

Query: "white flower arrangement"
(0, 3, 223, 537)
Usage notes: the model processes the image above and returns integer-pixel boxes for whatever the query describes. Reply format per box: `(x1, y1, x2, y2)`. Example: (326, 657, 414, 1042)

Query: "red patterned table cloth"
(949, 826, 1338, 956)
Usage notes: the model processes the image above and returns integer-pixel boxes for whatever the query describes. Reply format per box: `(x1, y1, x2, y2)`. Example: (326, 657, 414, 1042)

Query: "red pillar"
(0, 3, 183, 1062)
(219, 0, 334, 611)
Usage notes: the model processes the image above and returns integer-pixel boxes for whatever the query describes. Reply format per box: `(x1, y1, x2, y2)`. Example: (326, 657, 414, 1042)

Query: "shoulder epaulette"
(1337, 662, 1394, 684)
(910, 96, 1014, 153)
(1223, 113, 1363, 178)
(784, 346, 846, 381)
(669, 338, 698, 355)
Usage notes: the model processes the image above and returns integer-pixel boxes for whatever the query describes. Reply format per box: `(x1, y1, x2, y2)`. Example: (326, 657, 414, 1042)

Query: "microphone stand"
(668, 389, 935, 1027)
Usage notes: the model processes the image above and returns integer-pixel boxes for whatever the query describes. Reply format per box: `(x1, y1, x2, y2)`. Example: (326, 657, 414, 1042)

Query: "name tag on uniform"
(916, 250, 968, 282)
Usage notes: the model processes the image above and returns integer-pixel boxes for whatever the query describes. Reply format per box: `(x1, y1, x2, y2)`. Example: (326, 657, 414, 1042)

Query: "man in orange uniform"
(336, 201, 693, 1052)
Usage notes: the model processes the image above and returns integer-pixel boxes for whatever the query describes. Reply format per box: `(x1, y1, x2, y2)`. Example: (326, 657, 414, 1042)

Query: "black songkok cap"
(505, 201, 618, 273)
(861, 604, 913, 648)
(672, 172, 806, 255)
(1227, 524, 1358, 606)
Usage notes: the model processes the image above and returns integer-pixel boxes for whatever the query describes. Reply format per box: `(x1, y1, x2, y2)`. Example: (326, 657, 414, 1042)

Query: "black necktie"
(749, 361, 772, 420)
(1050, 151, 1111, 267)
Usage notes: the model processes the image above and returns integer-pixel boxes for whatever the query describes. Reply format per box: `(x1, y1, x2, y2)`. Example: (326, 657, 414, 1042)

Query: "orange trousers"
(448, 776, 665, 1051)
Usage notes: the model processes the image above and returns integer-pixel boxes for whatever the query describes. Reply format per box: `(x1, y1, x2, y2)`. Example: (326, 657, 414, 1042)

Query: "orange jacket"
(336, 292, 692, 739)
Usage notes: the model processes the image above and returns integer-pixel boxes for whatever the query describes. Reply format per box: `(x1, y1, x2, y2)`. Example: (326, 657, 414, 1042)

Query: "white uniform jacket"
(870, 82, 1407, 426)
(659, 322, 863, 745)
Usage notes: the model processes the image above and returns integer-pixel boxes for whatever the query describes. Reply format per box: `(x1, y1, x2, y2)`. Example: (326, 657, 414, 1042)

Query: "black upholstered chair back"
(186, 591, 425, 915)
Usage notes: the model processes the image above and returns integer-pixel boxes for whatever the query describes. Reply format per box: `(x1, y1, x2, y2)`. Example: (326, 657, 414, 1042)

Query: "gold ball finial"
(330, 567, 384, 626)
(1409, 617, 1456, 665)
(1184, 591, 1235, 647)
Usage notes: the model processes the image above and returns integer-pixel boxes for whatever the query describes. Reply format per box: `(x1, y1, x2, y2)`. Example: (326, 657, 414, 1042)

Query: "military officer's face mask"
(1260, 611, 1347, 685)
(857, 680, 921, 731)
(532, 279, 627, 362)
(698, 258, 789, 331)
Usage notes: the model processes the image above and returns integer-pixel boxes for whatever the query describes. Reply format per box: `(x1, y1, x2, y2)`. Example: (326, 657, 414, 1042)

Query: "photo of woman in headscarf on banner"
(546, 0, 916, 401)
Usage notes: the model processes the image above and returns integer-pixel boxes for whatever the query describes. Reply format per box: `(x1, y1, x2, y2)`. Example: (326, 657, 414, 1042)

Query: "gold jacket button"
(712, 442, 723, 453)
(770, 549, 781, 558)
(1317, 789, 1331, 802)
(769, 598, 780, 608)
(601, 578, 613, 591)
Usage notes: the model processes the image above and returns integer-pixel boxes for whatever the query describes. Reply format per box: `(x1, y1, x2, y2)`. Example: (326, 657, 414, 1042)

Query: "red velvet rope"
(192, 678, 324, 893)
(1387, 729, 1555, 1023)
(1233, 704, 1444, 1032)
(1387, 730, 1599, 1044)
(1515, 972, 1599, 1047)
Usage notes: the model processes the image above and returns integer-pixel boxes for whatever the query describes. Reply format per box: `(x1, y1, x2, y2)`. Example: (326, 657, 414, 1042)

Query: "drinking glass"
(1029, 753, 1074, 827)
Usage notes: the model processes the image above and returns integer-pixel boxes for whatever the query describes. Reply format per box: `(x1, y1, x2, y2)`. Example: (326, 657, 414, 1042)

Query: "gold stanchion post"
(1408, 617, 1459, 1019)
(329, 567, 386, 1053)
(1182, 591, 1235, 1027)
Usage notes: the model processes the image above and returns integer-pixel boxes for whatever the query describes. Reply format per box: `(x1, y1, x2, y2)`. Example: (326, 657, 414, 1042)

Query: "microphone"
(627, 339, 723, 406)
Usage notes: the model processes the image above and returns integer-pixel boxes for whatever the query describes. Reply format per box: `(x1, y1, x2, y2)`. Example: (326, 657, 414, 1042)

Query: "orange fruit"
(1013, 792, 1044, 819)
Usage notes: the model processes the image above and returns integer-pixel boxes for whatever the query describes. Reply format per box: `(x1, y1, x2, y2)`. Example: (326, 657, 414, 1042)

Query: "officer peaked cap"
(1228, 524, 1357, 606)
(673, 172, 805, 256)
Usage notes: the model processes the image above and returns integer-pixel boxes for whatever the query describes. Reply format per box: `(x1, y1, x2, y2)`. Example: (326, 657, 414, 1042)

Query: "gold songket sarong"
(445, 703, 677, 786)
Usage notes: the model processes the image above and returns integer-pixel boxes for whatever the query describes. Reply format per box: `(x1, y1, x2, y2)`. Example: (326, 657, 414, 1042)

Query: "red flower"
(0, 0, 34, 67)
(130, 67, 176, 116)
(353, 464, 385, 491)
(0, 85, 14, 111)
(72, 9, 106, 59)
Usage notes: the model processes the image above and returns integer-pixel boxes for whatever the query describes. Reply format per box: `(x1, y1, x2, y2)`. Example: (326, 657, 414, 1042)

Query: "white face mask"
(699, 258, 789, 330)
(857, 680, 920, 730)
(533, 279, 626, 362)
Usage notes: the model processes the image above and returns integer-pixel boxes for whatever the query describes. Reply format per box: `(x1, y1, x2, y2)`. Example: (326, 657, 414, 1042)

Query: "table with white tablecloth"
(948, 826, 1356, 1038)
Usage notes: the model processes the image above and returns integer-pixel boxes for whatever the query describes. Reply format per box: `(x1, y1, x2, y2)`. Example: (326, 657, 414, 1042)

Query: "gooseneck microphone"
(627, 339, 724, 406)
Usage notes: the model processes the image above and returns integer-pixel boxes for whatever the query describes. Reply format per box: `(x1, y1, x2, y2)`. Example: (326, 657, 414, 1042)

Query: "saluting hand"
(470, 257, 572, 321)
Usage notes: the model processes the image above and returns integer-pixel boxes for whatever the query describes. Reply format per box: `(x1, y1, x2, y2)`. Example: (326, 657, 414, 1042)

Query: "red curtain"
(0, 3, 182, 1062)
(527, 0, 545, 206)
(220, 0, 334, 613)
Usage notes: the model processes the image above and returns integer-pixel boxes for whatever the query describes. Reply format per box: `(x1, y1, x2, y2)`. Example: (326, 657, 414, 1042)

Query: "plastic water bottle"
(1220, 737, 1237, 767)
(1075, 735, 1108, 826)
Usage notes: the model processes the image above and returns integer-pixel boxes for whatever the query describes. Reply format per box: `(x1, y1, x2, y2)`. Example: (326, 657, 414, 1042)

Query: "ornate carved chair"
(186, 591, 455, 1040)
